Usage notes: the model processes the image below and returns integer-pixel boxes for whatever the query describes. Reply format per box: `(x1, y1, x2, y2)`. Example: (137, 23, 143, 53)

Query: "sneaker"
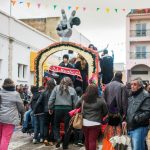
(44, 140, 49, 146)
(56, 142, 60, 148)
(73, 143, 78, 147)
(33, 139, 38, 144)
(77, 142, 84, 146)
(40, 139, 43, 143)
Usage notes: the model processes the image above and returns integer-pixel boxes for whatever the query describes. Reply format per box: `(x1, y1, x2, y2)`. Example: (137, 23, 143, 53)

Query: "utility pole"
(8, 0, 13, 78)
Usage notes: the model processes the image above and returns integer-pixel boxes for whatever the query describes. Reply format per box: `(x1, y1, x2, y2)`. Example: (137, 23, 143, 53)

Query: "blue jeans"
(34, 114, 44, 140)
(23, 109, 34, 129)
(128, 127, 148, 150)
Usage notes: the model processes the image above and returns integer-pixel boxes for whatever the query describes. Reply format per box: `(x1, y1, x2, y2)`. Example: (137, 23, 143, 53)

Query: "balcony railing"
(130, 30, 150, 37)
(130, 52, 150, 59)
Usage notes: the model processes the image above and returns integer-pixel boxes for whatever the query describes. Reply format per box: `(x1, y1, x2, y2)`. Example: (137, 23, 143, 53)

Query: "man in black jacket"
(59, 54, 74, 82)
(127, 77, 150, 150)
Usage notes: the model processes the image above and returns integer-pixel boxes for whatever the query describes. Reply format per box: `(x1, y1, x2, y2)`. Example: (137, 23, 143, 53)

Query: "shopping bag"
(102, 138, 115, 150)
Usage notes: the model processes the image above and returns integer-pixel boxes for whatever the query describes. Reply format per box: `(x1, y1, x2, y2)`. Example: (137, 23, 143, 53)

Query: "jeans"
(44, 112, 54, 141)
(54, 109, 71, 149)
(34, 114, 44, 140)
(83, 125, 100, 150)
(128, 127, 148, 150)
(23, 109, 34, 129)
(0, 122, 15, 150)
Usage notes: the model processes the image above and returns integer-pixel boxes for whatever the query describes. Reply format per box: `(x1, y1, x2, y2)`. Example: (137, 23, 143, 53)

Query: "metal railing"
(130, 52, 150, 59)
(130, 30, 150, 37)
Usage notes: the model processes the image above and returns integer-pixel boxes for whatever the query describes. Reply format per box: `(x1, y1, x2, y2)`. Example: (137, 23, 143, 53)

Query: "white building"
(126, 9, 150, 83)
(0, 10, 90, 87)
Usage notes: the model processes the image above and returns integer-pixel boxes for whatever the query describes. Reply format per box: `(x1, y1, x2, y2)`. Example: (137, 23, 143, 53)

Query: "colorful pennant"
(37, 3, 41, 8)
(97, 8, 100, 11)
(54, 5, 57, 10)
(76, 6, 79, 11)
(26, 2, 31, 8)
(106, 8, 110, 13)
(11, 0, 16, 6)
(68, 6, 71, 10)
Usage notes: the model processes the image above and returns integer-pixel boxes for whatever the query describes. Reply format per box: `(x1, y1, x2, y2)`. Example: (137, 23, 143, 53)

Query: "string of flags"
(10, 0, 150, 14)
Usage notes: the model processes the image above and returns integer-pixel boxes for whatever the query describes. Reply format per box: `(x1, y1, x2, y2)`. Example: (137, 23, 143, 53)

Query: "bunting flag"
(106, 8, 110, 13)
(10, 1, 146, 14)
(76, 6, 79, 11)
(54, 5, 57, 10)
(26, 2, 31, 8)
(83, 7, 86, 11)
(37, 3, 41, 8)
(68, 6, 71, 10)
(97, 8, 100, 11)
(11, 0, 16, 6)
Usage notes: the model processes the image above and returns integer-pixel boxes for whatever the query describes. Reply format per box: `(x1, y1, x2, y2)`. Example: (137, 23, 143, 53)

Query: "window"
(136, 24, 146, 36)
(18, 64, 28, 79)
(136, 46, 146, 59)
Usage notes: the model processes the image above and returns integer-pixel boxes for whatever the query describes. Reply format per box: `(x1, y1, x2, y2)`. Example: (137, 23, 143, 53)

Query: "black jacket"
(100, 55, 113, 84)
(127, 89, 150, 130)
(34, 90, 52, 113)
(76, 97, 108, 123)
(31, 92, 44, 114)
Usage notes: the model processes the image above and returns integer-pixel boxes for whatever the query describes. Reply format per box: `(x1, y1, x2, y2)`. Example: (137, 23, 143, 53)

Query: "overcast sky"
(0, 0, 150, 63)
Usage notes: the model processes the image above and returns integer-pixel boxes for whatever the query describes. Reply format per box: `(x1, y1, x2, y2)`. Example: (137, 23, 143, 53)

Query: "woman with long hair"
(75, 54, 88, 92)
(0, 78, 24, 150)
(76, 84, 108, 150)
(49, 77, 78, 150)
(33, 78, 56, 145)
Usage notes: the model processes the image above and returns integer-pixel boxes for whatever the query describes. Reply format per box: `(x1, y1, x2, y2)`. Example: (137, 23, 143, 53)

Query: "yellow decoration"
(30, 51, 37, 72)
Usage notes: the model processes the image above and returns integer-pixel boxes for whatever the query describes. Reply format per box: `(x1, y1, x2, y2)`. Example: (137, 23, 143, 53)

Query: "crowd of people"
(0, 50, 150, 150)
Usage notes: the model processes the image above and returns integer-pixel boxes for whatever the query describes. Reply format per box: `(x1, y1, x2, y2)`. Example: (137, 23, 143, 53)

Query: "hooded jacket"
(0, 89, 24, 125)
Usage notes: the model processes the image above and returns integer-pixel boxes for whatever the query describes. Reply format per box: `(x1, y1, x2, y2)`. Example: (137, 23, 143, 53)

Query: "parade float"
(34, 9, 100, 88)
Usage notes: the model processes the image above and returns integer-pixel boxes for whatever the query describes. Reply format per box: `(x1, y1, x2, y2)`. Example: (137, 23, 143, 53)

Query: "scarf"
(131, 87, 143, 96)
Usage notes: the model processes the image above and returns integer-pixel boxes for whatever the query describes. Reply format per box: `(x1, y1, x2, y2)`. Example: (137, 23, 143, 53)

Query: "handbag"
(109, 126, 131, 150)
(71, 101, 84, 129)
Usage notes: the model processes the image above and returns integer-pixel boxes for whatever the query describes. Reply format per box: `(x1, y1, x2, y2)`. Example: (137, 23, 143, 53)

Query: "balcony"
(130, 52, 150, 59)
(130, 30, 150, 37)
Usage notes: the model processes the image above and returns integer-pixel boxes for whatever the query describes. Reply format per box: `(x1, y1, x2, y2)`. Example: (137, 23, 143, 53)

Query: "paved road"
(8, 126, 134, 150)
(8, 127, 93, 150)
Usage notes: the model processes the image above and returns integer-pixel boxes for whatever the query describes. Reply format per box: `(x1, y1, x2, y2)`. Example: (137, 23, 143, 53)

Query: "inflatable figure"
(56, 9, 81, 41)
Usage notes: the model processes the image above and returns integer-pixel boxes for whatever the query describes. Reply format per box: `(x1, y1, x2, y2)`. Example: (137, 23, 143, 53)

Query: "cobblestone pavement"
(8, 126, 134, 150)
(9, 127, 102, 150)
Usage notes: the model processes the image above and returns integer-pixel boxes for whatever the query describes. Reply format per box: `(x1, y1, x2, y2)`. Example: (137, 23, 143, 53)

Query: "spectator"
(0, 78, 24, 150)
(31, 86, 45, 144)
(49, 77, 78, 149)
(76, 84, 108, 150)
(104, 71, 128, 126)
(34, 79, 56, 146)
(127, 78, 150, 150)
(75, 54, 88, 92)
(100, 49, 114, 84)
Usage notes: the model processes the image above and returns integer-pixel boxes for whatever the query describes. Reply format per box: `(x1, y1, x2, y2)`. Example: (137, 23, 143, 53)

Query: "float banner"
(49, 66, 82, 81)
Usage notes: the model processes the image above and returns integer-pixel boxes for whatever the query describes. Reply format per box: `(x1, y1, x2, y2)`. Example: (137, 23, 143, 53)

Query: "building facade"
(126, 9, 150, 83)
(0, 11, 90, 87)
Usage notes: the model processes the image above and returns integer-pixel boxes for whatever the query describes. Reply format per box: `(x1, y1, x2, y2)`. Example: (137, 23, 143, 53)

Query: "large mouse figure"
(56, 9, 81, 41)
